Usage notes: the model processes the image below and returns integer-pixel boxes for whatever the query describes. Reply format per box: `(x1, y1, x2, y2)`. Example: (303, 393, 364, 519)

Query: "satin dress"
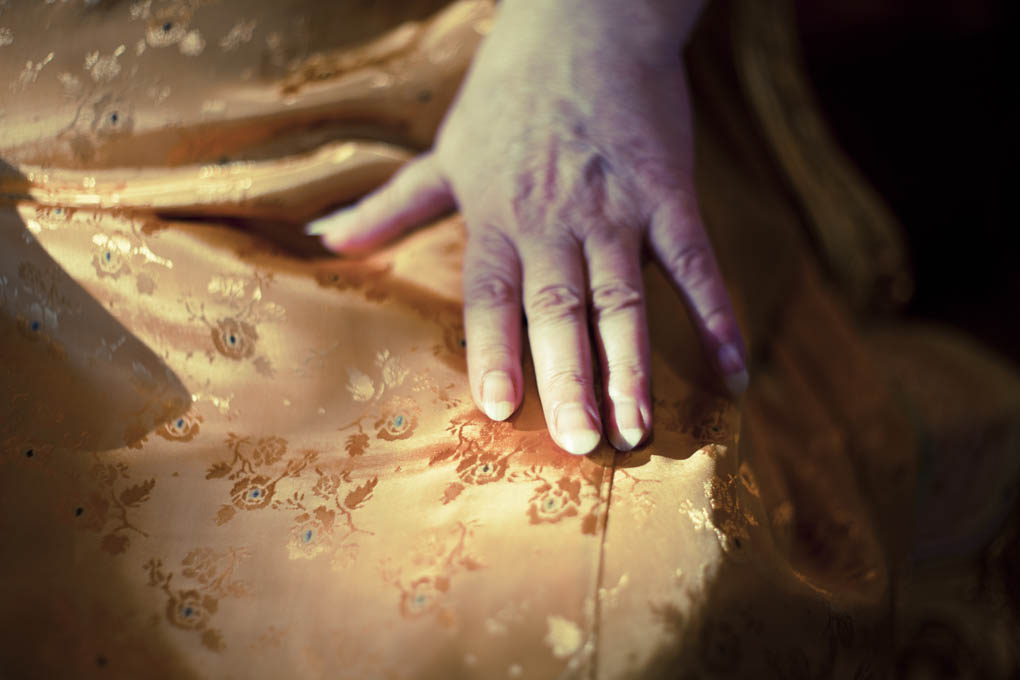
(1, 0, 1017, 677)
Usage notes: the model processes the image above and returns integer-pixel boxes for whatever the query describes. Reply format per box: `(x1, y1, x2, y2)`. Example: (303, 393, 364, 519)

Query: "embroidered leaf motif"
(343, 477, 378, 510)
(345, 433, 370, 457)
(215, 504, 236, 526)
(313, 505, 335, 526)
(206, 462, 232, 480)
(119, 479, 155, 507)
(143, 561, 161, 587)
(346, 368, 376, 402)
(226, 581, 251, 598)
(557, 476, 582, 501)
(428, 446, 457, 466)
(200, 628, 225, 652)
(441, 482, 464, 505)
(461, 556, 485, 571)
(253, 355, 274, 378)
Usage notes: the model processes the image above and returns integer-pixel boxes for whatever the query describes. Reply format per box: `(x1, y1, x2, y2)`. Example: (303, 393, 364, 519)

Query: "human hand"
(308, 0, 747, 455)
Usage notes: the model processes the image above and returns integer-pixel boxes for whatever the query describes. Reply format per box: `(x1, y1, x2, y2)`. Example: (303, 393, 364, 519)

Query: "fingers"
(647, 189, 748, 395)
(306, 153, 453, 254)
(463, 228, 524, 423)
(520, 237, 602, 456)
(584, 230, 652, 450)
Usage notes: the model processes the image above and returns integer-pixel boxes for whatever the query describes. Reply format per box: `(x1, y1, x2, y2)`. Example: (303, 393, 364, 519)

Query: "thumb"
(306, 152, 453, 254)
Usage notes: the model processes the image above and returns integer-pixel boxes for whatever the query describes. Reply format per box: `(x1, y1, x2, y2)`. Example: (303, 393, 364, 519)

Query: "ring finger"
(584, 230, 651, 450)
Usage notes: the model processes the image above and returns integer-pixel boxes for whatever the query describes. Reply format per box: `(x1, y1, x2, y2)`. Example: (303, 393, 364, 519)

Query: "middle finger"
(519, 236, 601, 455)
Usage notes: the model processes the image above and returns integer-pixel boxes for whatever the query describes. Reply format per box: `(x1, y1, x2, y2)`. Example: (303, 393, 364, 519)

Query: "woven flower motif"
(229, 475, 274, 510)
(456, 452, 508, 486)
(91, 233, 132, 279)
(211, 318, 257, 359)
(528, 477, 582, 525)
(252, 436, 287, 466)
(180, 548, 219, 586)
(165, 590, 217, 631)
(156, 412, 202, 442)
(400, 576, 449, 618)
(374, 397, 420, 441)
(287, 507, 335, 560)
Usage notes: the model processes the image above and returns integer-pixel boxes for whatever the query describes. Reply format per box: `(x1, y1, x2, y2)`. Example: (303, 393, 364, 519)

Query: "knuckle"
(464, 275, 519, 309)
(472, 228, 512, 255)
(606, 359, 646, 382)
(469, 340, 516, 361)
(604, 360, 648, 395)
(543, 367, 595, 393)
(590, 281, 643, 321)
(526, 283, 586, 324)
(700, 306, 736, 335)
(665, 241, 715, 290)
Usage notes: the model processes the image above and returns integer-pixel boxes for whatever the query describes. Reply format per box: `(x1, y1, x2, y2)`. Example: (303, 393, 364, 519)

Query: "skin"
(308, 0, 747, 455)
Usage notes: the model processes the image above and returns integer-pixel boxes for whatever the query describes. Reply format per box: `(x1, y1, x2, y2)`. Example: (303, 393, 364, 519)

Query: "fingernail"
(609, 398, 645, 451)
(717, 343, 749, 395)
(304, 218, 332, 236)
(553, 402, 601, 455)
(305, 210, 352, 237)
(481, 371, 515, 421)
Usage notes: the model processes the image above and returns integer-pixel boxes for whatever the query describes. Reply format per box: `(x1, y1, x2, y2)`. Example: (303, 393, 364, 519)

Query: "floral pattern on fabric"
(156, 410, 203, 442)
(208, 434, 317, 524)
(3, 0, 1006, 677)
(183, 270, 284, 376)
(210, 317, 257, 360)
(282, 466, 377, 565)
(382, 522, 485, 625)
(145, 548, 252, 652)
(76, 462, 155, 556)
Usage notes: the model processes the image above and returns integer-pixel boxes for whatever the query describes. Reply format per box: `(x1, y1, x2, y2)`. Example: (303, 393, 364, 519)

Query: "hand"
(308, 0, 747, 455)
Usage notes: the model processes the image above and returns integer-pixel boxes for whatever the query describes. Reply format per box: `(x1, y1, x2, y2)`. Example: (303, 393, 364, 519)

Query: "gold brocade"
(1, 1, 1017, 678)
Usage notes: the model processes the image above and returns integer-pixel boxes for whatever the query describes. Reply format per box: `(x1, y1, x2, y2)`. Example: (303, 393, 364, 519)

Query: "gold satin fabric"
(3, 0, 1010, 677)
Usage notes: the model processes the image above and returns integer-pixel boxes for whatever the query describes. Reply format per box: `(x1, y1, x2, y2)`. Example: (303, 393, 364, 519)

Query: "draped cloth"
(1, 1, 1017, 677)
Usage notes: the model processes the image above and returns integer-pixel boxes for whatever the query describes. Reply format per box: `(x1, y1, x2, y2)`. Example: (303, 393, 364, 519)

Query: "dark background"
(797, 0, 1016, 364)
